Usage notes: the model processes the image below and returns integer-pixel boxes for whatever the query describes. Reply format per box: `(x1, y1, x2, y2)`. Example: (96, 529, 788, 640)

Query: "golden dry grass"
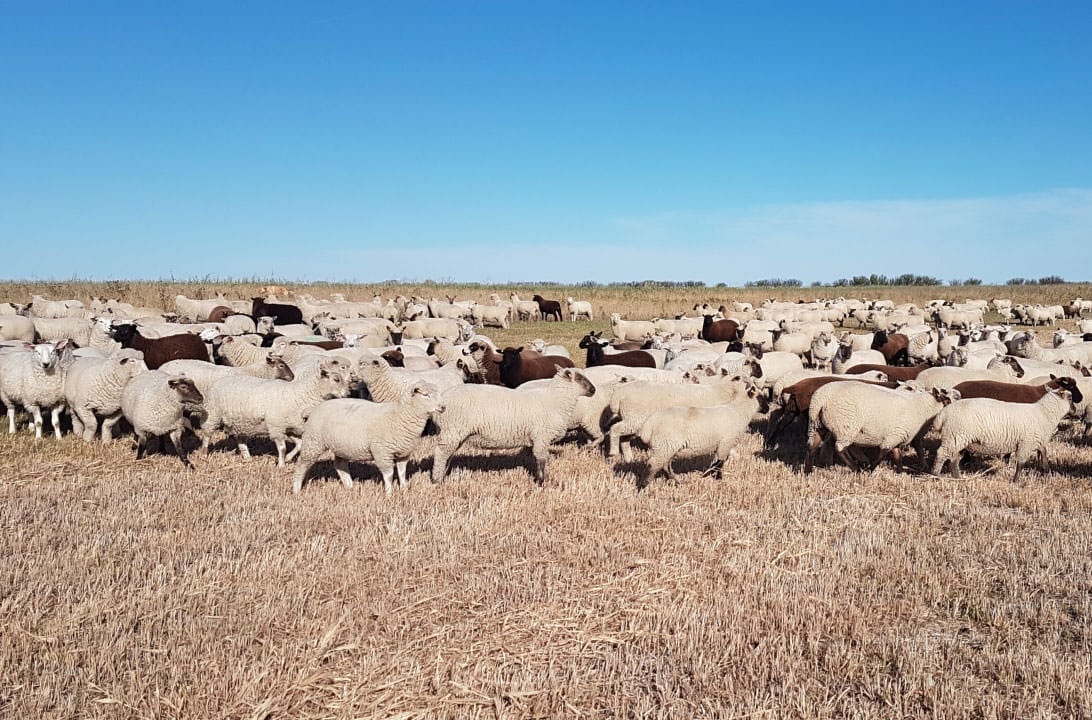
(2, 281, 1092, 718)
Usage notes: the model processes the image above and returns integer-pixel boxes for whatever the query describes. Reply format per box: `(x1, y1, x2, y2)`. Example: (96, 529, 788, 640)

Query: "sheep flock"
(2, 289, 1092, 492)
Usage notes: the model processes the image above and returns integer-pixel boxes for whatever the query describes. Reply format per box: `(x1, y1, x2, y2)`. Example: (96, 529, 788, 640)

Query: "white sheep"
(120, 371, 205, 466)
(470, 304, 510, 330)
(292, 383, 445, 494)
(0, 340, 76, 439)
(916, 355, 1025, 389)
(199, 357, 354, 466)
(609, 313, 655, 342)
(808, 332, 838, 371)
(637, 380, 766, 483)
(529, 339, 571, 358)
(158, 355, 295, 396)
(508, 294, 540, 322)
(831, 341, 886, 374)
(64, 348, 148, 443)
(566, 297, 594, 322)
(431, 368, 596, 484)
(399, 318, 471, 342)
(0, 316, 35, 342)
(608, 372, 747, 460)
(932, 386, 1081, 481)
(31, 317, 92, 346)
(806, 382, 959, 473)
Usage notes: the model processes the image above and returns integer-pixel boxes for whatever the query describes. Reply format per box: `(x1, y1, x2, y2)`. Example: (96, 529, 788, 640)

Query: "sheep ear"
(1050, 373, 1057, 380)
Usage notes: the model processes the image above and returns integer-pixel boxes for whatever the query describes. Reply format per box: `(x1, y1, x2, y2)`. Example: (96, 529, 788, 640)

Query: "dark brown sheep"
(251, 297, 303, 326)
(531, 295, 563, 322)
(206, 305, 236, 323)
(845, 363, 932, 381)
(871, 330, 910, 366)
(765, 376, 899, 448)
(953, 375, 1082, 404)
(109, 323, 210, 370)
(701, 315, 740, 342)
(499, 346, 574, 388)
(579, 332, 656, 368)
(467, 341, 539, 385)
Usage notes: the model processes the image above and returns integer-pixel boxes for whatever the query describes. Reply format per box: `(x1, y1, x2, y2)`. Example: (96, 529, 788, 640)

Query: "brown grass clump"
(1, 281, 1091, 718)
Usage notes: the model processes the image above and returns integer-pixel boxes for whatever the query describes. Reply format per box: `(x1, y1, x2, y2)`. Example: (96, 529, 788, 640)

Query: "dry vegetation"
(2, 281, 1092, 718)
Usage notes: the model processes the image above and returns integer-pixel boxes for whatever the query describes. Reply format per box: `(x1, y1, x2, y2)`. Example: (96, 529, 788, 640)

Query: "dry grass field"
(2, 281, 1092, 718)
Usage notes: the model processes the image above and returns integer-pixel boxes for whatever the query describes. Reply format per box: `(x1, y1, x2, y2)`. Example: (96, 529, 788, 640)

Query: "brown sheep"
(499, 346, 574, 388)
(701, 315, 740, 342)
(845, 363, 932, 381)
(953, 375, 1076, 403)
(871, 330, 910, 366)
(109, 323, 209, 370)
(765, 375, 898, 448)
(531, 295, 563, 322)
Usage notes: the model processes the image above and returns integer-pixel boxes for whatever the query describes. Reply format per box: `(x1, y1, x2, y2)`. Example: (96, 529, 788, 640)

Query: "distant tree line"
(1006, 276, 1067, 285)
(744, 278, 803, 288)
(824, 274, 943, 287)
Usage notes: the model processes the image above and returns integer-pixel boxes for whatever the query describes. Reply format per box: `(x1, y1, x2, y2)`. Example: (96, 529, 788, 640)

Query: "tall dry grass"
(1, 281, 1091, 718)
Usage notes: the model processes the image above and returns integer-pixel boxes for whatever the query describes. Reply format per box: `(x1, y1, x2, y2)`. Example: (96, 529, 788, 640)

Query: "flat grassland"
(2, 281, 1091, 719)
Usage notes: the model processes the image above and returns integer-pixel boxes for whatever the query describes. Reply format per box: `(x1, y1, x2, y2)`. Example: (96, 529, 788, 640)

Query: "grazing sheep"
(470, 304, 510, 330)
(110, 322, 209, 369)
(509, 294, 540, 322)
(0, 340, 76, 439)
(199, 358, 354, 466)
(64, 349, 148, 443)
(251, 297, 303, 326)
(120, 372, 205, 467)
(566, 297, 594, 321)
(806, 383, 960, 473)
(431, 368, 596, 484)
(952, 375, 1077, 404)
(292, 384, 445, 494)
(932, 385, 1083, 481)
(638, 380, 768, 484)
(765, 373, 893, 448)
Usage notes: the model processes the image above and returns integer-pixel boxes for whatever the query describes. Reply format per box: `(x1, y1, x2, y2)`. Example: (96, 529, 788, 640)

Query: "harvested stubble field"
(2, 281, 1092, 719)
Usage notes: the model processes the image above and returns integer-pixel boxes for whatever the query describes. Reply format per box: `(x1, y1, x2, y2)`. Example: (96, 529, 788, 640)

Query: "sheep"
(251, 297, 303, 326)
(952, 375, 1078, 404)
(831, 341, 887, 374)
(637, 380, 767, 484)
(845, 363, 932, 382)
(608, 372, 748, 460)
(470, 303, 510, 330)
(1014, 335, 1092, 365)
(174, 294, 228, 322)
(431, 368, 596, 484)
(805, 383, 960, 473)
(808, 332, 838, 371)
(566, 297, 594, 321)
(932, 385, 1083, 481)
(516, 371, 633, 446)
(700, 315, 740, 342)
(764, 373, 893, 448)
(109, 322, 209, 369)
(610, 313, 655, 342)
(745, 346, 804, 395)
(64, 349, 148, 443)
(0, 315, 35, 342)
(529, 339, 571, 358)
(531, 294, 563, 322)
(916, 355, 1025, 390)
(653, 316, 704, 338)
(120, 371, 205, 466)
(770, 329, 812, 358)
(27, 295, 76, 319)
(199, 357, 354, 466)
(31, 317, 92, 346)
(580, 332, 656, 369)
(292, 383, 445, 494)
(870, 330, 910, 366)
(399, 318, 472, 342)
(499, 346, 575, 388)
(509, 294, 541, 322)
(213, 335, 276, 367)
(158, 355, 295, 396)
(0, 340, 76, 439)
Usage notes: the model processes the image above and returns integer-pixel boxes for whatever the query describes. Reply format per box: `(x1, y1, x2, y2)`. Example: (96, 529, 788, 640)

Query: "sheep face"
(169, 377, 204, 405)
(410, 384, 446, 415)
(554, 368, 595, 397)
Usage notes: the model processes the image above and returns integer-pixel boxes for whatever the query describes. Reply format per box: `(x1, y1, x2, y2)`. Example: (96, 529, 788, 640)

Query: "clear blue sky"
(3, 2, 1091, 284)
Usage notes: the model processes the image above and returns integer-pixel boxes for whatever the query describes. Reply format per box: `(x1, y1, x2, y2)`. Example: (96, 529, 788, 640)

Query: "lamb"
(158, 355, 295, 396)
(431, 368, 596, 484)
(199, 357, 354, 466)
(174, 294, 228, 322)
(64, 348, 148, 442)
(292, 384, 445, 494)
(932, 386, 1083, 481)
(120, 371, 205, 466)
(566, 297, 594, 321)
(637, 380, 767, 484)
(610, 313, 655, 342)
(1014, 335, 1092, 366)
(517, 372, 632, 446)
(608, 372, 748, 460)
(0, 340, 76, 439)
(805, 383, 960, 473)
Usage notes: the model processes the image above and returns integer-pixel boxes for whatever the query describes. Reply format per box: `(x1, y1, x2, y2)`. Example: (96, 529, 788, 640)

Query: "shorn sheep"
(292, 384, 445, 494)
(637, 379, 768, 484)
(932, 385, 1083, 481)
(566, 297, 593, 321)
(120, 371, 206, 467)
(431, 368, 595, 485)
(0, 340, 76, 439)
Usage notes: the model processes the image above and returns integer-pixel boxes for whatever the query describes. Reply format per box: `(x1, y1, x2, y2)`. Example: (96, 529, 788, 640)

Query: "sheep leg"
(804, 429, 824, 474)
(100, 413, 122, 444)
(1012, 462, 1024, 484)
(7, 406, 15, 435)
(932, 447, 948, 476)
(432, 441, 459, 483)
(29, 405, 44, 440)
(531, 441, 549, 485)
(284, 436, 302, 462)
(949, 450, 963, 479)
(235, 440, 251, 460)
(835, 444, 859, 471)
(274, 438, 287, 467)
(764, 409, 793, 448)
(333, 459, 354, 489)
(1037, 446, 1050, 474)
(396, 460, 409, 489)
(50, 405, 63, 439)
(169, 428, 193, 469)
(608, 423, 623, 457)
(70, 408, 86, 441)
(135, 433, 147, 460)
(646, 449, 675, 483)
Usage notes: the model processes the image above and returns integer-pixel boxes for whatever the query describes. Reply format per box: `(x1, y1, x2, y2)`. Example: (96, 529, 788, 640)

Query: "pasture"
(2, 281, 1091, 718)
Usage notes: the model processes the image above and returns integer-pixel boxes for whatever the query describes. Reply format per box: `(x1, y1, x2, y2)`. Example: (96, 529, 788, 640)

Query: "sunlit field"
(2, 281, 1091, 718)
